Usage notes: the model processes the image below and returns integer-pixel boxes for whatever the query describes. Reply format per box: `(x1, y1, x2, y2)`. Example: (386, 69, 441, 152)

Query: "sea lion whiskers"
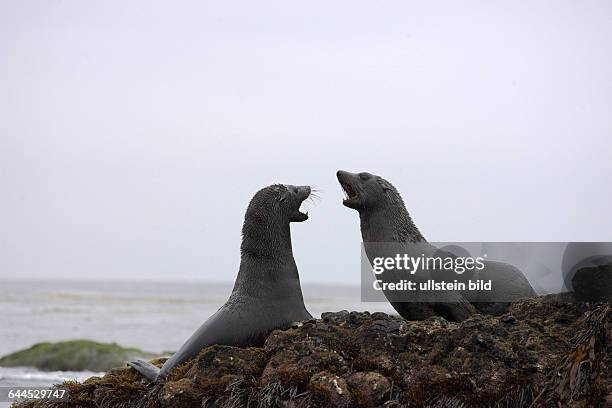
(307, 191, 321, 204)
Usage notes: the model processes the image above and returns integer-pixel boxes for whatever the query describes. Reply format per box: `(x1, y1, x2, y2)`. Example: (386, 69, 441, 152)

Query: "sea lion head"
(336, 170, 399, 212)
(283, 184, 311, 222)
(247, 184, 311, 224)
(336, 169, 426, 246)
(241, 184, 311, 258)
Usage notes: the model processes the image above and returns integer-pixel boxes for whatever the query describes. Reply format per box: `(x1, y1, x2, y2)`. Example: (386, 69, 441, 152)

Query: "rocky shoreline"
(13, 295, 611, 407)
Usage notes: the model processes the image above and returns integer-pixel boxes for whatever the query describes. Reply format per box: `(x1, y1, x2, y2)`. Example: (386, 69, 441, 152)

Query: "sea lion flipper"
(432, 291, 477, 322)
(127, 359, 160, 381)
(158, 310, 230, 377)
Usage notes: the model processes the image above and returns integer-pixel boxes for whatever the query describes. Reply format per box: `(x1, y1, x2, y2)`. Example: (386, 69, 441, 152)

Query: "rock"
(184, 345, 267, 386)
(0, 340, 156, 372)
(500, 314, 518, 325)
(11, 295, 611, 408)
(158, 378, 201, 407)
(346, 372, 390, 406)
(309, 371, 351, 407)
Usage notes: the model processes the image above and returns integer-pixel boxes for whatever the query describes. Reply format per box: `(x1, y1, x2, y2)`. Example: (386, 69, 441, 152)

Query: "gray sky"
(1, 1, 611, 283)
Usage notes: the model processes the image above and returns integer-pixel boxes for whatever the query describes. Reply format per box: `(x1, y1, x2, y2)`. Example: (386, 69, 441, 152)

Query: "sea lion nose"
(300, 186, 311, 197)
(337, 170, 356, 183)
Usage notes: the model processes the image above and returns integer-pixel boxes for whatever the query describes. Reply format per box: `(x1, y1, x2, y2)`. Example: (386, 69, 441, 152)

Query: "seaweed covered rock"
(0, 340, 156, 372)
(12, 296, 611, 408)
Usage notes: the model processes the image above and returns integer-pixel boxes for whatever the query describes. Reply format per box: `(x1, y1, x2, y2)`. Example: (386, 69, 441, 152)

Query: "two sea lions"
(129, 184, 313, 381)
(130, 171, 539, 380)
(336, 170, 536, 320)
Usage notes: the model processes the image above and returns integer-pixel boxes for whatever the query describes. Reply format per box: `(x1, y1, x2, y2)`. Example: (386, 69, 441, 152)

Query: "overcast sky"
(1, 1, 611, 284)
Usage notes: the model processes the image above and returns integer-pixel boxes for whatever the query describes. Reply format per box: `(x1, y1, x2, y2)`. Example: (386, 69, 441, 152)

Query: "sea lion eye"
(359, 173, 370, 181)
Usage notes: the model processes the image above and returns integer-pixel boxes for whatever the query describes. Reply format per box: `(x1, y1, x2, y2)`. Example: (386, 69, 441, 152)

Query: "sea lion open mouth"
(336, 171, 360, 208)
(290, 185, 311, 222)
(340, 181, 358, 203)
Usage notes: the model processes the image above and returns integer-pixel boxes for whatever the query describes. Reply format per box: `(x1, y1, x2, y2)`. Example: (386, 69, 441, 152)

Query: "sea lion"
(337, 170, 535, 320)
(128, 184, 313, 381)
(337, 170, 475, 322)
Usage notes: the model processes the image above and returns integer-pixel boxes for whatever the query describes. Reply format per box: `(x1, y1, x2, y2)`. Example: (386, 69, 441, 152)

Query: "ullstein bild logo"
(360, 242, 612, 303)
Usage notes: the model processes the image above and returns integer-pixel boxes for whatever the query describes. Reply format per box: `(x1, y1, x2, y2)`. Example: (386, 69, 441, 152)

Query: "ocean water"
(0, 279, 393, 397)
